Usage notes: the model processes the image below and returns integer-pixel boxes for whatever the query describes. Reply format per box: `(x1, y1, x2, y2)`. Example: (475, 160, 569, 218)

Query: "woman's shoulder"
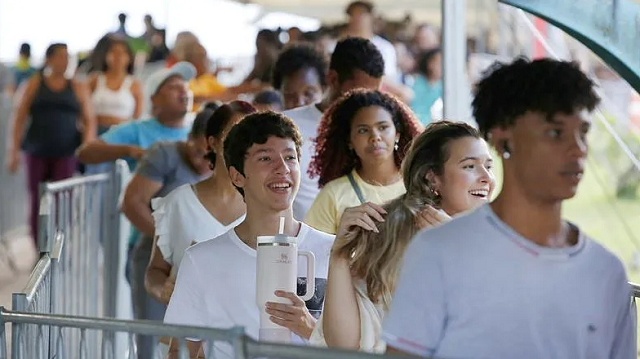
(322, 174, 353, 192)
(152, 183, 194, 211)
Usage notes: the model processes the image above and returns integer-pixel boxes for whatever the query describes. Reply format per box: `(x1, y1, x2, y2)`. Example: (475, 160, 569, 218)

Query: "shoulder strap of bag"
(347, 173, 366, 204)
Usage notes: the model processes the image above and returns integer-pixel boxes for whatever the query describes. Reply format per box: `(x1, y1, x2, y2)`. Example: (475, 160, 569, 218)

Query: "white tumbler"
(256, 234, 315, 343)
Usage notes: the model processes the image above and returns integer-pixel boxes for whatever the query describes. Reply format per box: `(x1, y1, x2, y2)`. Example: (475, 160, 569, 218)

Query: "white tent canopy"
(235, 0, 498, 28)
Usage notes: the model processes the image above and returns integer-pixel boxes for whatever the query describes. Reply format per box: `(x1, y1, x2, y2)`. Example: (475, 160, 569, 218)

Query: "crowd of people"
(3, 1, 636, 358)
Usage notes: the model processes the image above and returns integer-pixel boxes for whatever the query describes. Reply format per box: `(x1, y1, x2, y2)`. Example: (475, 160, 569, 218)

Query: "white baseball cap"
(145, 61, 197, 97)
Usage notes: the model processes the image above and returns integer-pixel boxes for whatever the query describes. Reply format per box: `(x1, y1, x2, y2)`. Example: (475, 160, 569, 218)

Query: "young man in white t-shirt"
(383, 58, 636, 358)
(287, 37, 384, 220)
(164, 112, 334, 358)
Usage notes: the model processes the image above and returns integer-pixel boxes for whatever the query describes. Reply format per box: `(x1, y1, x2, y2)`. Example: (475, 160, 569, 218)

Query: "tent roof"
(235, 0, 498, 26)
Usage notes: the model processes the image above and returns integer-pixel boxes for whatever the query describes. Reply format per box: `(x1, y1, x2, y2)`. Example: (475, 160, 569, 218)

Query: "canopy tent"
(234, 0, 499, 32)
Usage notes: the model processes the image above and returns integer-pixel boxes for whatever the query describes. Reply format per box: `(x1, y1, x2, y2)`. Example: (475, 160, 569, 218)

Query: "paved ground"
(0, 230, 38, 355)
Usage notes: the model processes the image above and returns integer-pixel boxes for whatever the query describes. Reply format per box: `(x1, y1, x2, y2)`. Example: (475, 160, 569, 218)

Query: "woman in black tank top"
(6, 43, 97, 245)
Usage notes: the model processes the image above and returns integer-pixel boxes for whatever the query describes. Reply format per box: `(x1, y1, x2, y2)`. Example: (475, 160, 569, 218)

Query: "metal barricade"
(9, 161, 127, 358)
(37, 161, 124, 321)
(0, 308, 246, 359)
(0, 307, 421, 359)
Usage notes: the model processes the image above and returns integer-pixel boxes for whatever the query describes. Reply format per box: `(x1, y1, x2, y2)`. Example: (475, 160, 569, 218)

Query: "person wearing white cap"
(77, 61, 196, 170)
(76, 61, 196, 359)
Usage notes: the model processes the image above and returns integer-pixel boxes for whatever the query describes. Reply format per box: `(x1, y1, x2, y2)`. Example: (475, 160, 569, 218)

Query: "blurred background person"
(252, 89, 283, 112)
(272, 43, 327, 110)
(9, 43, 37, 94)
(88, 36, 143, 134)
(411, 48, 442, 126)
(7, 43, 96, 244)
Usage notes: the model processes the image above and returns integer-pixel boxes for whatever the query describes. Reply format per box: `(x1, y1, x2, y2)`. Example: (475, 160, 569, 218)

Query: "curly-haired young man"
(383, 58, 636, 358)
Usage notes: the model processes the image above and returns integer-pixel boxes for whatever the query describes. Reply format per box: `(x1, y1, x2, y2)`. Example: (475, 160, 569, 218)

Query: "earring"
(502, 151, 511, 160)
(394, 140, 399, 151)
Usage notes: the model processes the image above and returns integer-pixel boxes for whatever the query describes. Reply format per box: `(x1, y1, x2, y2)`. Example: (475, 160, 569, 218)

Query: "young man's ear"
(488, 126, 513, 158)
(228, 166, 246, 191)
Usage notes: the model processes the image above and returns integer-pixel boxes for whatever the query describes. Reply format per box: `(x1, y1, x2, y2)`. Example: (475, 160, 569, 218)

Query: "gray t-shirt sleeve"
(136, 142, 177, 182)
(382, 236, 445, 356)
(610, 274, 637, 359)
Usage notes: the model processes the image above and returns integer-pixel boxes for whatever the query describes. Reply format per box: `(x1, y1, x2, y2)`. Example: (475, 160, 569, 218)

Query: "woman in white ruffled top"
(146, 100, 257, 305)
(310, 121, 496, 352)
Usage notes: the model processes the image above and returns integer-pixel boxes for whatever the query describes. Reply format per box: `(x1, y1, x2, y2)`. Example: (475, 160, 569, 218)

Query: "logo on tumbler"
(275, 253, 292, 264)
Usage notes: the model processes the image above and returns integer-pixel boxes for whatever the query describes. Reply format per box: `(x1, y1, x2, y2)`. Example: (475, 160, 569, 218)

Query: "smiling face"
(349, 106, 399, 170)
(431, 137, 495, 215)
(230, 136, 301, 212)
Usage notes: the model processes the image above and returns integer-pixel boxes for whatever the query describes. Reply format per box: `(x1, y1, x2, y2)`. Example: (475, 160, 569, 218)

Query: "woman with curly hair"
(310, 121, 495, 352)
(304, 89, 422, 234)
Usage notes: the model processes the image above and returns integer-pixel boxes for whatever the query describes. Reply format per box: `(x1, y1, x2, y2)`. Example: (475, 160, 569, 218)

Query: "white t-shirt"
(164, 223, 334, 358)
(284, 104, 324, 221)
(151, 184, 245, 276)
(371, 35, 399, 82)
(383, 204, 636, 359)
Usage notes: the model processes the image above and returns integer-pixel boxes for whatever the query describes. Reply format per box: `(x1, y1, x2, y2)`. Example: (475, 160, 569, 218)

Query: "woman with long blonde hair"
(310, 121, 496, 352)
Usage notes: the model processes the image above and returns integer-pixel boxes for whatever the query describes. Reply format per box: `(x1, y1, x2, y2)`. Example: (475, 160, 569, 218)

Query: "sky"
(0, 0, 320, 63)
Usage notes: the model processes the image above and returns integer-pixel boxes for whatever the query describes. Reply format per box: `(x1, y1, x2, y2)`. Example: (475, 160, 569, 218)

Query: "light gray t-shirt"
(383, 204, 636, 359)
(136, 141, 209, 198)
(284, 104, 323, 221)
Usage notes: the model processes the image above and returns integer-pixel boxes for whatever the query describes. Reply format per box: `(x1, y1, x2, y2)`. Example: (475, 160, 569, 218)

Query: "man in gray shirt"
(121, 109, 212, 359)
(383, 58, 636, 358)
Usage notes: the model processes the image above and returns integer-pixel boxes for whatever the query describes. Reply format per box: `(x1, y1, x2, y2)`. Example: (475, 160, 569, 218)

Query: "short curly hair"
(330, 37, 385, 83)
(472, 57, 600, 140)
(224, 112, 303, 196)
(309, 89, 423, 187)
(272, 44, 328, 90)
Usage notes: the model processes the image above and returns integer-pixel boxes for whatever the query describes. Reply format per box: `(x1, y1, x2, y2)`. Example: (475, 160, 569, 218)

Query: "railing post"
(11, 294, 27, 359)
(0, 308, 7, 359)
(104, 161, 123, 319)
(37, 184, 52, 254)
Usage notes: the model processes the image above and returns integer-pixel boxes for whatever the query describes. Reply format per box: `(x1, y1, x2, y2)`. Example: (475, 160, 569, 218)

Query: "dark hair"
(45, 43, 67, 59)
(272, 44, 328, 90)
(346, 1, 374, 15)
(472, 57, 600, 140)
(330, 37, 384, 83)
(309, 89, 422, 187)
(101, 36, 134, 74)
(201, 101, 222, 112)
(224, 112, 303, 196)
(253, 90, 283, 107)
(257, 29, 282, 48)
(19, 43, 31, 58)
(41, 43, 67, 74)
(190, 108, 214, 138)
(417, 47, 441, 77)
(205, 101, 257, 170)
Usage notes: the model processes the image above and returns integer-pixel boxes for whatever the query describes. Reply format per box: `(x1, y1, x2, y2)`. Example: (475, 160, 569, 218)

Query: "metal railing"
(0, 307, 417, 359)
(36, 161, 124, 320)
(9, 161, 128, 358)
